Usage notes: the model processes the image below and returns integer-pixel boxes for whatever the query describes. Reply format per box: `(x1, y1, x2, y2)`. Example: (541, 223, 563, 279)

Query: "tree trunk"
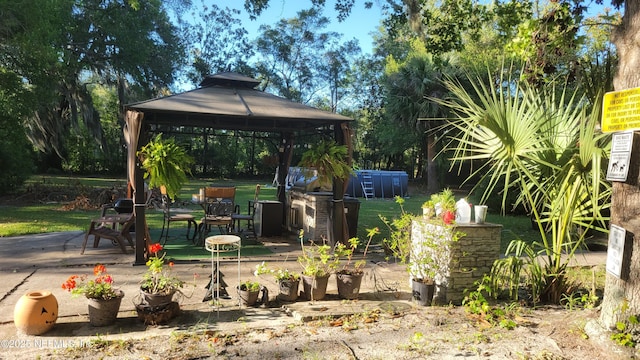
(426, 131, 439, 194)
(599, 0, 640, 329)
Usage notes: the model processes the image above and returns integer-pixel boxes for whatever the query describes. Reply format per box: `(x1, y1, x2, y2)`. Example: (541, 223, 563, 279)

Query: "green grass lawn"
(0, 175, 542, 253)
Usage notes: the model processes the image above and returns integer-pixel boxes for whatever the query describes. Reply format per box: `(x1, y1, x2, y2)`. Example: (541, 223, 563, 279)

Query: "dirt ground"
(22, 304, 632, 360)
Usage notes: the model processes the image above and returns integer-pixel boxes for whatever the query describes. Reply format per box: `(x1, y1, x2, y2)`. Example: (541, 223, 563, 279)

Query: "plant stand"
(205, 235, 241, 313)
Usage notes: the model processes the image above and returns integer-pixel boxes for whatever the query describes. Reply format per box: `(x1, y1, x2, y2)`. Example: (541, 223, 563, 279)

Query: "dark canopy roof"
(126, 72, 353, 132)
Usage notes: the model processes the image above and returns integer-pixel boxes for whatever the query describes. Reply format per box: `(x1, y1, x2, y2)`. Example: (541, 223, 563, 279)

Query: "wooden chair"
(81, 213, 135, 254)
(159, 194, 197, 245)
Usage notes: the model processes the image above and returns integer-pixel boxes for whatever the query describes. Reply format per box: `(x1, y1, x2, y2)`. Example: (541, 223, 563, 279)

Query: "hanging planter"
(138, 134, 194, 201)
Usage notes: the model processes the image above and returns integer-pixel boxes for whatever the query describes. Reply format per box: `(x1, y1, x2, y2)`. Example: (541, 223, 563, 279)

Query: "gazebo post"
(331, 125, 348, 246)
(276, 133, 294, 229)
(133, 157, 146, 265)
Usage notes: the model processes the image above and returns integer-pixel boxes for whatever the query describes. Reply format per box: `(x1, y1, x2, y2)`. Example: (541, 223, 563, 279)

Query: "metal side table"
(204, 235, 241, 312)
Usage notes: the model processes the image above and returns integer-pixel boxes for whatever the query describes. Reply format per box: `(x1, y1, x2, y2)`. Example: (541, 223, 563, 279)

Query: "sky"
(211, 0, 615, 57)
(216, 0, 387, 55)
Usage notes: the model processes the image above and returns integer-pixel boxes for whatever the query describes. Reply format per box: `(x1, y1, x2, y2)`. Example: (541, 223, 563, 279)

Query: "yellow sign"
(602, 87, 640, 133)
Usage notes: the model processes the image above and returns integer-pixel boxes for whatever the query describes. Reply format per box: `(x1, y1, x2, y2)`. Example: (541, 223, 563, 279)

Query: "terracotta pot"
(87, 290, 124, 326)
(13, 290, 58, 335)
(301, 274, 330, 301)
(141, 289, 175, 307)
(277, 279, 299, 302)
(336, 272, 363, 300)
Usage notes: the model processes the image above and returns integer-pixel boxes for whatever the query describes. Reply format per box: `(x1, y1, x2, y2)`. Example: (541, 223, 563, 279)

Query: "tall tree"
(3, 0, 184, 169)
(598, 0, 640, 330)
(176, 1, 255, 87)
(254, 8, 329, 102)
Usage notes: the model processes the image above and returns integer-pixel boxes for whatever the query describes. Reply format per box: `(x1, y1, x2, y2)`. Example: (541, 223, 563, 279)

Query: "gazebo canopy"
(124, 72, 354, 265)
(127, 72, 353, 132)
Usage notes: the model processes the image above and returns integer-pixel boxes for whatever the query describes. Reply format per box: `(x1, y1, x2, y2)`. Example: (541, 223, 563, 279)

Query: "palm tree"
(433, 67, 611, 304)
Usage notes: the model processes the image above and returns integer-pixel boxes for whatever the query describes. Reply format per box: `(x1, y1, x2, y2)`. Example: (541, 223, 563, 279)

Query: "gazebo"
(124, 72, 354, 264)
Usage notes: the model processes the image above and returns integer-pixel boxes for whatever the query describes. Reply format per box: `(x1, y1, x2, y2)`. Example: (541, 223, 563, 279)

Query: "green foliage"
(0, 70, 36, 194)
(254, 261, 300, 282)
(334, 228, 378, 275)
(383, 193, 460, 282)
(463, 276, 518, 330)
(141, 245, 184, 295)
(380, 196, 415, 264)
(5, 0, 183, 167)
(138, 134, 194, 200)
(177, 3, 254, 86)
(298, 140, 353, 190)
(436, 65, 611, 304)
(238, 280, 261, 292)
(297, 230, 338, 277)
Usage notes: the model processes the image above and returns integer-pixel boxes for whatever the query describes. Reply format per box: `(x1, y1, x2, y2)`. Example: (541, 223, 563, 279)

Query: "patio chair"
(197, 186, 236, 244)
(81, 212, 135, 254)
(159, 194, 197, 245)
(231, 184, 260, 241)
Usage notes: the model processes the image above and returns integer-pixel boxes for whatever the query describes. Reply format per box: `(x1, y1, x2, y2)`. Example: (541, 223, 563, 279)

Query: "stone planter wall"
(411, 220, 502, 305)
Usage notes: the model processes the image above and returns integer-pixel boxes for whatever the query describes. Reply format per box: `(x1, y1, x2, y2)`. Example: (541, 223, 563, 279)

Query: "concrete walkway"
(0, 229, 607, 357)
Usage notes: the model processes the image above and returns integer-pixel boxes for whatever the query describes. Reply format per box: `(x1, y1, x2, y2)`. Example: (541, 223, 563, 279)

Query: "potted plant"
(383, 193, 460, 306)
(237, 280, 263, 307)
(429, 188, 456, 224)
(297, 230, 338, 301)
(410, 204, 463, 306)
(298, 139, 353, 192)
(61, 264, 124, 326)
(255, 262, 301, 302)
(333, 227, 378, 300)
(139, 243, 184, 307)
(138, 134, 194, 201)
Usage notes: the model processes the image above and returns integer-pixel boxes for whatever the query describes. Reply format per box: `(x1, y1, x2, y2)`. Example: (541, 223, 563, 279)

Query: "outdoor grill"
(112, 198, 133, 214)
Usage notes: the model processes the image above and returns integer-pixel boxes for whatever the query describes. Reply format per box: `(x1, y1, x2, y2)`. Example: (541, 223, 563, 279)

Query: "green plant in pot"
(139, 243, 184, 307)
(237, 280, 263, 307)
(298, 139, 353, 192)
(138, 134, 194, 201)
(334, 227, 378, 300)
(254, 262, 300, 302)
(297, 230, 338, 301)
(429, 188, 456, 224)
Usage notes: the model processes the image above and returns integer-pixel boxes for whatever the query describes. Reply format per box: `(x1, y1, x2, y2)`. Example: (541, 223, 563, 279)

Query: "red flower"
(61, 275, 78, 290)
(93, 264, 106, 276)
(169, 261, 174, 268)
(149, 243, 163, 255)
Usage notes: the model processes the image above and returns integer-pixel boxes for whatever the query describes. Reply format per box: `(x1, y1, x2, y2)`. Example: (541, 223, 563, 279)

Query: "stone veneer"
(411, 219, 502, 305)
(287, 191, 332, 241)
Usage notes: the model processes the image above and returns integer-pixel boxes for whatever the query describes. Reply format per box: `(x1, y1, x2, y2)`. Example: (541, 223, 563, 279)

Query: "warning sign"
(606, 131, 633, 181)
(602, 87, 640, 133)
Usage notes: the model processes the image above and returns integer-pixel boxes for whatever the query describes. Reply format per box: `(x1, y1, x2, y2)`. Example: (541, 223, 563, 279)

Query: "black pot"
(411, 279, 435, 306)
